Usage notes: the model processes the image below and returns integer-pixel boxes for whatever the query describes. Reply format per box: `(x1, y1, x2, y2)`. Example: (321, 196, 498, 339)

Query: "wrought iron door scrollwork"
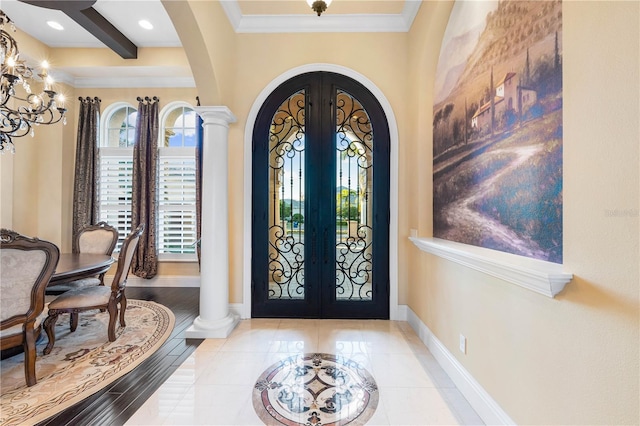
(336, 225, 373, 300)
(335, 90, 374, 301)
(268, 90, 306, 300)
(269, 225, 304, 299)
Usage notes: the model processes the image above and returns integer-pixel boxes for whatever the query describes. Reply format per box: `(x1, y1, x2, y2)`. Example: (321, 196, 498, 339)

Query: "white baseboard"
(406, 307, 516, 426)
(229, 303, 244, 319)
(395, 304, 408, 321)
(126, 275, 201, 287)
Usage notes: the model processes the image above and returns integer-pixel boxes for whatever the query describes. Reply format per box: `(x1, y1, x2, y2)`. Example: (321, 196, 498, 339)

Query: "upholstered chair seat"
(45, 277, 101, 293)
(44, 225, 144, 355)
(48, 286, 112, 310)
(0, 306, 49, 339)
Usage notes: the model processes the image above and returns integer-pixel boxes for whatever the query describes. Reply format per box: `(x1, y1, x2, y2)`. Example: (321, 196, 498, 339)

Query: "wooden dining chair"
(46, 222, 118, 294)
(43, 224, 144, 355)
(0, 229, 60, 387)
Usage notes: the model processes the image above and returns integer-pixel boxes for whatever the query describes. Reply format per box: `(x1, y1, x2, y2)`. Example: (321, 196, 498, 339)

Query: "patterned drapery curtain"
(72, 97, 101, 253)
(131, 96, 159, 278)
(195, 97, 203, 269)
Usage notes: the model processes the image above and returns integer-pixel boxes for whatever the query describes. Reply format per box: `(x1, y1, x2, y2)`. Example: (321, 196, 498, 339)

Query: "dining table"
(49, 253, 115, 286)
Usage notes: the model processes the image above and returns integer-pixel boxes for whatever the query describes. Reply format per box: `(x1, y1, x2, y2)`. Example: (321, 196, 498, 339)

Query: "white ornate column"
(185, 106, 239, 338)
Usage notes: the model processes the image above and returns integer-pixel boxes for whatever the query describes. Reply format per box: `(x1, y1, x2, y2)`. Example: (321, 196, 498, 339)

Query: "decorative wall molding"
(49, 65, 195, 89)
(220, 0, 421, 33)
(72, 76, 195, 89)
(409, 237, 573, 297)
(406, 307, 516, 426)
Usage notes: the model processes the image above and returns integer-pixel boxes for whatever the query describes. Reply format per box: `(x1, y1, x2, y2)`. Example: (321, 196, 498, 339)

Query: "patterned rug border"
(0, 299, 175, 426)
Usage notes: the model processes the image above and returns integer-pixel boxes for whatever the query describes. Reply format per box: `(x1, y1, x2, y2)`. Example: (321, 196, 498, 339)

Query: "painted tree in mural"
(432, 0, 563, 263)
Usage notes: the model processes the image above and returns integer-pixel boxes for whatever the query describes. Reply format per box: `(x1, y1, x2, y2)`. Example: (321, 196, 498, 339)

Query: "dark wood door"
(252, 72, 390, 319)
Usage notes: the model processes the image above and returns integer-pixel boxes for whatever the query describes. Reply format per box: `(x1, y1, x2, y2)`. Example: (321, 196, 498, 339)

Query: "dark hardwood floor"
(37, 287, 202, 426)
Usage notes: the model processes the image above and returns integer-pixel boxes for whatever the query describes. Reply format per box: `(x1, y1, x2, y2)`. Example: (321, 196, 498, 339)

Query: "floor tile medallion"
(253, 353, 378, 426)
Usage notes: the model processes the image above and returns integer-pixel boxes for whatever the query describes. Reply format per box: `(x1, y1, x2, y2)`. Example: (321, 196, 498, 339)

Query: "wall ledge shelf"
(409, 237, 573, 298)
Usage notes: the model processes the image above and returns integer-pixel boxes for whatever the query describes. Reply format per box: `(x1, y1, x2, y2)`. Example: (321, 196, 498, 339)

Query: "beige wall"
(0, 82, 74, 251)
(404, 0, 454, 364)
(0, 30, 68, 247)
(406, 1, 639, 424)
(161, 0, 236, 105)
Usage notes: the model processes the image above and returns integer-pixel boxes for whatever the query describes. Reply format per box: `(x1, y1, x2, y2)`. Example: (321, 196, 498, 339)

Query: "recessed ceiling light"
(47, 21, 64, 31)
(138, 20, 153, 30)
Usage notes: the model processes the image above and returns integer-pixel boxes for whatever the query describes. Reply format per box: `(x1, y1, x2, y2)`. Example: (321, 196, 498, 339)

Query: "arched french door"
(252, 72, 390, 319)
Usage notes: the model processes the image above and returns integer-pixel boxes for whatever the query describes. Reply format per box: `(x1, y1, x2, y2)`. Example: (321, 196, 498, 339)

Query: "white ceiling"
(1, 0, 421, 87)
(1, 0, 181, 48)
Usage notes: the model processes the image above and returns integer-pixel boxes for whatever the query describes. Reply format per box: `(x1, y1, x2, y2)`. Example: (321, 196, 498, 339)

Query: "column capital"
(195, 106, 237, 127)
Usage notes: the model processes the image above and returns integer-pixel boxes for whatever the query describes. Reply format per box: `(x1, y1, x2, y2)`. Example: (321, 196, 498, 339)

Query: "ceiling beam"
(19, 0, 137, 59)
(63, 7, 137, 59)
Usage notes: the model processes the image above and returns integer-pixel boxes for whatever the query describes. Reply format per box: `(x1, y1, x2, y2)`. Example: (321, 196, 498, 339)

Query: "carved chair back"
(0, 229, 59, 386)
(75, 221, 118, 255)
(111, 224, 144, 291)
(0, 229, 59, 327)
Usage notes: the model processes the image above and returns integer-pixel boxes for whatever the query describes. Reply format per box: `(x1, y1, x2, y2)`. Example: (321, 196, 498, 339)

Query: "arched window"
(162, 105, 198, 147)
(157, 102, 198, 259)
(98, 103, 137, 248)
(104, 104, 138, 148)
(96, 101, 198, 260)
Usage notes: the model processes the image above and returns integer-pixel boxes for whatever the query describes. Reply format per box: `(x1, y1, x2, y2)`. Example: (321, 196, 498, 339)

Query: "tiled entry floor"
(126, 319, 483, 425)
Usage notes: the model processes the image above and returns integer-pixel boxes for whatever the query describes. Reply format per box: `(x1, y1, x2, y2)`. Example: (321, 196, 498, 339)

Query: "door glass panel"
(268, 90, 306, 300)
(335, 90, 373, 301)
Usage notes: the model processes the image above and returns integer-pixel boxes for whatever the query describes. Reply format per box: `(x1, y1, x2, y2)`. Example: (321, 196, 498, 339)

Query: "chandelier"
(1, 11, 67, 153)
(307, 0, 332, 16)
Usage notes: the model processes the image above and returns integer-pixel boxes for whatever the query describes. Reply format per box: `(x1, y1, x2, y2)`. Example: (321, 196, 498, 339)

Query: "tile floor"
(125, 319, 483, 425)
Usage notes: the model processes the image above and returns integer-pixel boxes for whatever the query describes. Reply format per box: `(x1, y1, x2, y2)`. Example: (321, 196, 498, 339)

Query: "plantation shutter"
(98, 148, 133, 250)
(157, 147, 197, 255)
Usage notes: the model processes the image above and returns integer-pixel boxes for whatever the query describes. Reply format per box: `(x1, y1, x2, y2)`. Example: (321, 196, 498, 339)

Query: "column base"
(184, 313, 240, 339)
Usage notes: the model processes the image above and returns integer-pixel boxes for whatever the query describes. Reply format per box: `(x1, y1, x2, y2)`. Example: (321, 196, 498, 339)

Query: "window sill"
(409, 237, 573, 298)
(158, 256, 198, 263)
(110, 257, 198, 264)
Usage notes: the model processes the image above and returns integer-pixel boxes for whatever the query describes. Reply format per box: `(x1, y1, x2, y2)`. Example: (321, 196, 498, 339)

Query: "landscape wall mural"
(433, 0, 563, 263)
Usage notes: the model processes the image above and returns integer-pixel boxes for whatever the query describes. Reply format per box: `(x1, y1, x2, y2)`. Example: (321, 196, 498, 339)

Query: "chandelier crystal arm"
(1, 10, 67, 153)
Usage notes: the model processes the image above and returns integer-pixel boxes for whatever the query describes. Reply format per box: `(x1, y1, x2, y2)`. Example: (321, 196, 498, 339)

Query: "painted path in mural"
(439, 142, 549, 260)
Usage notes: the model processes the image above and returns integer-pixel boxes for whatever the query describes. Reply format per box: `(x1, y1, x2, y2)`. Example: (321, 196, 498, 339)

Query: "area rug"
(0, 299, 175, 426)
(253, 353, 379, 426)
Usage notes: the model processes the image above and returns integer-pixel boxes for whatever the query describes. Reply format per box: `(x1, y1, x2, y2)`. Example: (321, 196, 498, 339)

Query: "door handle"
(311, 229, 317, 264)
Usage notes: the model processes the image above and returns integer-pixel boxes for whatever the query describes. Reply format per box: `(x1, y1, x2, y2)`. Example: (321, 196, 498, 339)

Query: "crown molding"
(55, 73, 195, 89)
(74, 76, 195, 88)
(221, 0, 422, 33)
